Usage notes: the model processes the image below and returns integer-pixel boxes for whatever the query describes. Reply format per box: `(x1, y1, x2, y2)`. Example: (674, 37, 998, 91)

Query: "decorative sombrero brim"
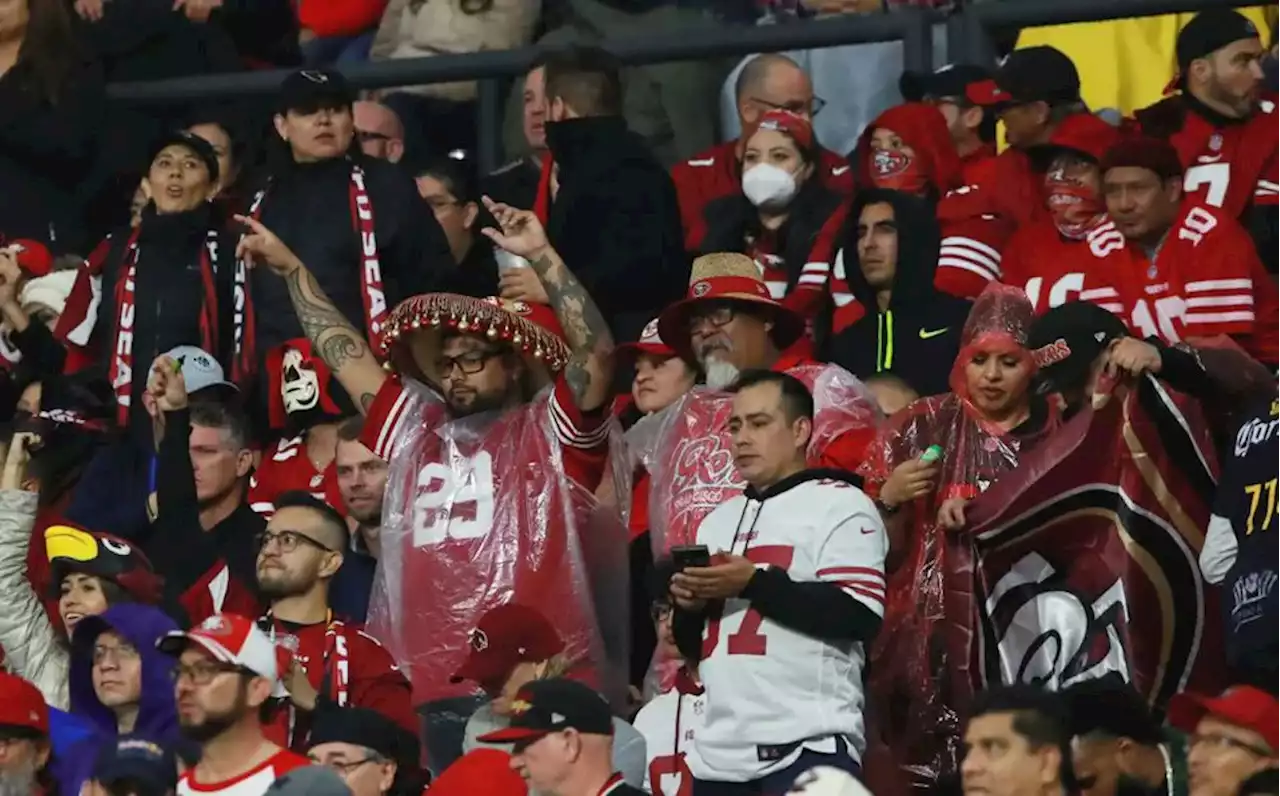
(657, 289, 806, 362)
(378, 294, 570, 386)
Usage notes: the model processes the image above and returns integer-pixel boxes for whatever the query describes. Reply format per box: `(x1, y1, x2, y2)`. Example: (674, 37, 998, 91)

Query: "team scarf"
(261, 610, 352, 748)
(243, 162, 389, 355)
(106, 227, 237, 425)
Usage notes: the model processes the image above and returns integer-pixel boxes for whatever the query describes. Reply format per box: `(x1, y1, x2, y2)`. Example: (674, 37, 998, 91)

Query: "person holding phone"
(669, 370, 887, 793)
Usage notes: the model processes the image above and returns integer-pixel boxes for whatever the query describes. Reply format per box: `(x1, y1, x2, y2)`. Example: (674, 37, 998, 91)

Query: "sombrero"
(657, 252, 805, 361)
(378, 294, 570, 389)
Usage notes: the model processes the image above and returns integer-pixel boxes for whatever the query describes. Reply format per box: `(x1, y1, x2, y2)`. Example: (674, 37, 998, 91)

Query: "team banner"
(962, 376, 1227, 706)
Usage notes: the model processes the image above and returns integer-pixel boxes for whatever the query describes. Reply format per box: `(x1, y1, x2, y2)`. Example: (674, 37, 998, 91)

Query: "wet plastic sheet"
(643, 362, 880, 553)
(367, 378, 630, 715)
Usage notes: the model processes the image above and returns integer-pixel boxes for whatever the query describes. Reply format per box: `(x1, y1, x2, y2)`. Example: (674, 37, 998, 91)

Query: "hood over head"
(68, 604, 179, 741)
(854, 103, 963, 196)
(840, 188, 943, 311)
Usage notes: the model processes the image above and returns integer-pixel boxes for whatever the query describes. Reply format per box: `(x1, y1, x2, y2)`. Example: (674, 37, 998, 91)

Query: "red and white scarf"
(263, 610, 352, 748)
(244, 162, 389, 348)
(106, 227, 231, 425)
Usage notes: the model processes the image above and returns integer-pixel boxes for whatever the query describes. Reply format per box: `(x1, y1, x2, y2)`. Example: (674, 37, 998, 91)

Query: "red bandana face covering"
(1046, 181, 1106, 240)
(870, 147, 929, 195)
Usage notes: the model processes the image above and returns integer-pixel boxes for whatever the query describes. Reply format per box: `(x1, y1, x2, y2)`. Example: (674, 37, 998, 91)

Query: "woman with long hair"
(0, 0, 103, 257)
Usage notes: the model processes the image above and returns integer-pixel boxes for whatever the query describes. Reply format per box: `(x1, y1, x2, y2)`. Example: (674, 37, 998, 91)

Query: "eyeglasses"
(650, 603, 673, 623)
(750, 94, 827, 117)
(320, 757, 381, 776)
(255, 529, 334, 554)
(435, 349, 504, 377)
(688, 304, 738, 334)
(93, 641, 141, 666)
(1188, 733, 1275, 758)
(171, 661, 247, 686)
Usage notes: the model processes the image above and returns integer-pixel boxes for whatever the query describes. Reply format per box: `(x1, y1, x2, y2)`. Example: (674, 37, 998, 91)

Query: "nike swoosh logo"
(860, 527, 877, 535)
(831, 166, 850, 176)
(919, 327, 950, 339)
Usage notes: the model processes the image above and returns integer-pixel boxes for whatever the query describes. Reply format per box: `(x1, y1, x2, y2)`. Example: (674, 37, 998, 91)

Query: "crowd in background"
(0, 0, 1277, 795)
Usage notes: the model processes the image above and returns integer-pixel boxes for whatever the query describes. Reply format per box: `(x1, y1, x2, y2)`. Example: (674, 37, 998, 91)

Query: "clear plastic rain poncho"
(367, 378, 631, 711)
(634, 361, 881, 554)
(856, 284, 1059, 794)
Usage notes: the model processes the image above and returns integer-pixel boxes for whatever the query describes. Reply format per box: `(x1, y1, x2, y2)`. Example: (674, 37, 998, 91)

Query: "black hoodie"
(544, 115, 688, 344)
(825, 189, 971, 398)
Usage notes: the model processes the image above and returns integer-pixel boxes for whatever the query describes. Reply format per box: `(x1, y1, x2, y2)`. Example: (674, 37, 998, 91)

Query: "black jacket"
(825, 189, 971, 397)
(479, 156, 541, 211)
(544, 116, 688, 343)
(0, 58, 105, 256)
(435, 238, 499, 299)
(700, 179, 844, 293)
(86, 204, 241, 428)
(253, 153, 452, 350)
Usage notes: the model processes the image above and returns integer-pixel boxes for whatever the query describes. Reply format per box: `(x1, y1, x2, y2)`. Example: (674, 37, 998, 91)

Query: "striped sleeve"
(361, 378, 412, 461)
(816, 496, 889, 618)
(548, 376, 610, 451)
(1183, 277, 1256, 335)
(1078, 284, 1126, 316)
(938, 234, 1002, 286)
(1256, 153, 1278, 207)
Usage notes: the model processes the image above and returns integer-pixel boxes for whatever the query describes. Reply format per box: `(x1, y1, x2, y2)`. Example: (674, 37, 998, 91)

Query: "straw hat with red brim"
(657, 252, 805, 362)
(377, 294, 570, 389)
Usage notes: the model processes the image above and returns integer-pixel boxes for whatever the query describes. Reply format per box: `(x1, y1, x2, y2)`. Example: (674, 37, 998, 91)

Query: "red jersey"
(180, 564, 261, 627)
(746, 202, 850, 322)
(1000, 220, 1128, 314)
(1133, 95, 1279, 218)
(1078, 203, 1278, 364)
(178, 748, 309, 796)
(248, 435, 337, 518)
(362, 374, 611, 704)
(263, 616, 416, 750)
(672, 139, 853, 251)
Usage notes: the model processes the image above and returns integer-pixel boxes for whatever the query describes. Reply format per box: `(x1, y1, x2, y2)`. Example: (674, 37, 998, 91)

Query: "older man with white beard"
(638, 253, 882, 551)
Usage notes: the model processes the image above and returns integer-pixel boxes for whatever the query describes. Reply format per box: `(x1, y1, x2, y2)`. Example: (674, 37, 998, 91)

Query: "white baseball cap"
(164, 345, 238, 395)
(158, 613, 288, 698)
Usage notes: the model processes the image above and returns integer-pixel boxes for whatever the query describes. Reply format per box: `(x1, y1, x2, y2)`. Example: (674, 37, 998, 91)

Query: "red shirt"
(1133, 95, 1279, 218)
(361, 375, 610, 704)
(671, 139, 853, 251)
(263, 616, 416, 750)
(178, 747, 309, 796)
(248, 435, 336, 518)
(1000, 220, 1127, 314)
(745, 202, 850, 323)
(1078, 203, 1278, 364)
(180, 564, 261, 628)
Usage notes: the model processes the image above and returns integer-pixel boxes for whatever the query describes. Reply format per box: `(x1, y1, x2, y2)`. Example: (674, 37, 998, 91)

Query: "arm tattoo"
(529, 250, 613, 408)
(283, 267, 385, 411)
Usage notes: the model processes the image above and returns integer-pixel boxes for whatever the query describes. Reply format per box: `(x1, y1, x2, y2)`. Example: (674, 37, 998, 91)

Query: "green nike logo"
(919, 327, 950, 340)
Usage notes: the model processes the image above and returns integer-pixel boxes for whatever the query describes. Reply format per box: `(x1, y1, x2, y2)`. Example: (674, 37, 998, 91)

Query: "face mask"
(1047, 181, 1105, 240)
(870, 147, 929, 194)
(742, 163, 798, 208)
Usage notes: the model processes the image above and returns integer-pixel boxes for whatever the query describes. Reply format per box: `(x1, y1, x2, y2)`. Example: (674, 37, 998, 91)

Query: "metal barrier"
(106, 0, 1262, 171)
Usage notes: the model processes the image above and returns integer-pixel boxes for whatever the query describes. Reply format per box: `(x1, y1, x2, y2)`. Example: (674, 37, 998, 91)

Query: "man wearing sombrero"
(638, 252, 881, 549)
(234, 202, 626, 765)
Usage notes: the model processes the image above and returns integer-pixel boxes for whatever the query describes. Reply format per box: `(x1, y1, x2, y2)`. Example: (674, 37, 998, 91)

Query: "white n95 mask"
(741, 163, 798, 208)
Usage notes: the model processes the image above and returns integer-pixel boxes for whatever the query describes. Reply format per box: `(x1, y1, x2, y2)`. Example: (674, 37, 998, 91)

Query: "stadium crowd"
(0, 0, 1276, 795)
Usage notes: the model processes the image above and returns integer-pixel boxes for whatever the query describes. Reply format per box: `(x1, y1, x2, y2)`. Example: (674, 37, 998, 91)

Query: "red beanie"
(1100, 137, 1184, 180)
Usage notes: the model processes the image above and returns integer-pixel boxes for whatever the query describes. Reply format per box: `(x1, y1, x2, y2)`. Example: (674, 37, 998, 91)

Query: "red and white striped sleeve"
(815, 493, 888, 618)
(1183, 277, 1256, 336)
(547, 377, 610, 451)
(361, 377, 413, 461)
(1254, 151, 1278, 207)
(1078, 281, 1127, 317)
(935, 214, 1009, 299)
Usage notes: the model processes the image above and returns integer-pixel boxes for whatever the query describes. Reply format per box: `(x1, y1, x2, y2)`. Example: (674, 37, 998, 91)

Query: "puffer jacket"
(369, 0, 540, 102)
(0, 489, 69, 709)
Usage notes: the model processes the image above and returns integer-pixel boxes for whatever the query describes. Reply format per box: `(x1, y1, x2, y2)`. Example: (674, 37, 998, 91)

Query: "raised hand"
(480, 196, 550, 259)
(148, 355, 189, 413)
(234, 215, 303, 276)
(0, 247, 22, 307)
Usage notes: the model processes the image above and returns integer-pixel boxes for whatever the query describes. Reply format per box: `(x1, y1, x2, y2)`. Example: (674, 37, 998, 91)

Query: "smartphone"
(671, 544, 711, 571)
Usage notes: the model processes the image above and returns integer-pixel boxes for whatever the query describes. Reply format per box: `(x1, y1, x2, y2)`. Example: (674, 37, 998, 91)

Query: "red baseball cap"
(616, 317, 676, 361)
(0, 671, 49, 736)
(1168, 685, 1279, 751)
(158, 613, 289, 698)
(428, 749, 527, 795)
(4, 239, 53, 278)
(748, 109, 816, 151)
(450, 604, 564, 688)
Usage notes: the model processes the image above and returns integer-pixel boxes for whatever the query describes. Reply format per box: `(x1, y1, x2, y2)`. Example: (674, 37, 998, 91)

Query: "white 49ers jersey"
(689, 474, 887, 782)
(632, 684, 706, 796)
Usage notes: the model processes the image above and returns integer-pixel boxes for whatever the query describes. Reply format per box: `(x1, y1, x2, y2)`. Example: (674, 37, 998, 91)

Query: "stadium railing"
(106, 0, 1262, 173)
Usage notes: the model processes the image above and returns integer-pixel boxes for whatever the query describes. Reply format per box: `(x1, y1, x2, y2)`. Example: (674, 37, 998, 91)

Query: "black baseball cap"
(477, 678, 614, 745)
(278, 69, 355, 115)
(966, 46, 1081, 109)
(149, 130, 220, 184)
(93, 736, 178, 795)
(1177, 9, 1260, 72)
(309, 704, 420, 763)
(1062, 675, 1163, 745)
(900, 63, 992, 103)
(1027, 301, 1129, 394)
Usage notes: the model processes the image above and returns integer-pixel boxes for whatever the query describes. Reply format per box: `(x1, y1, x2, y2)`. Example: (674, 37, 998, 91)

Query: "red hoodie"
(295, 0, 388, 38)
(853, 102, 964, 196)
